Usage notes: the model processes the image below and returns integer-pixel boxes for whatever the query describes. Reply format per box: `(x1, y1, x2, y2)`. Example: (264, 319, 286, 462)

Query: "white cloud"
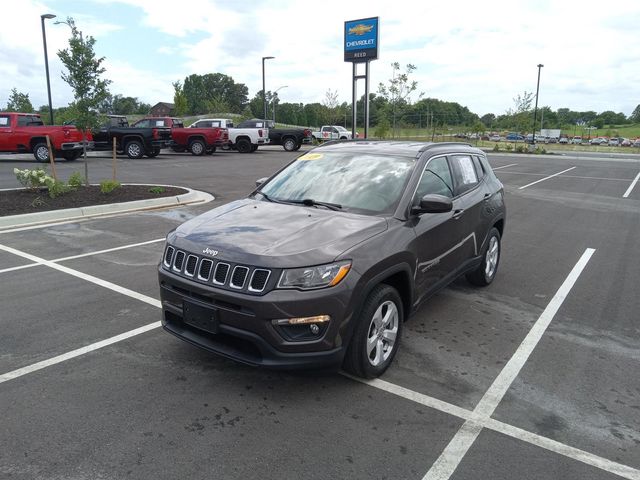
(5, 0, 640, 117)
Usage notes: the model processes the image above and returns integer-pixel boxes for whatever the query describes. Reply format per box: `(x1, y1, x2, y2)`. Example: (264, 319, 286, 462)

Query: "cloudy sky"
(2, 0, 639, 117)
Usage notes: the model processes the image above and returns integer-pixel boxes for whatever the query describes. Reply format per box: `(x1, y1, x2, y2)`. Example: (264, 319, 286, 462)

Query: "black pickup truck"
(92, 115, 172, 159)
(236, 118, 312, 151)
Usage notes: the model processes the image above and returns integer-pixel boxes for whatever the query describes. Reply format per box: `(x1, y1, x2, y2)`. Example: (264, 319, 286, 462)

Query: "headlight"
(278, 261, 351, 290)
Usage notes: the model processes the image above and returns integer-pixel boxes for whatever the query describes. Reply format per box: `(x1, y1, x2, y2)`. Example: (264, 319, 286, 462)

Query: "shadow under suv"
(158, 141, 506, 378)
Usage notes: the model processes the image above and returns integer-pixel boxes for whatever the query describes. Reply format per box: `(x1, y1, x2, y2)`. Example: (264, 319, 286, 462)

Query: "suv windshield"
(258, 151, 415, 215)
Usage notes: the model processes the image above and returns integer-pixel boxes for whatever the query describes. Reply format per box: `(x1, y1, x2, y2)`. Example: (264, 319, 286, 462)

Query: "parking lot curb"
(0, 184, 214, 230)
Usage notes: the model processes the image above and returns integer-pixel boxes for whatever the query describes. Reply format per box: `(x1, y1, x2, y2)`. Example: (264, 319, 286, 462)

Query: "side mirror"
(411, 194, 453, 215)
(255, 177, 268, 187)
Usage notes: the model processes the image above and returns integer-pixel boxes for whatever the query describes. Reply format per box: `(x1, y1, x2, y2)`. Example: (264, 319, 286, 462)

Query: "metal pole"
(531, 64, 543, 145)
(352, 62, 357, 139)
(41, 14, 56, 124)
(261, 56, 274, 121)
(364, 61, 370, 139)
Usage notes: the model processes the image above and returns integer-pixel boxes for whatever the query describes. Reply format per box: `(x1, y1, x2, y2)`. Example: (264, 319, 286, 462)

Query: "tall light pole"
(262, 56, 274, 120)
(41, 13, 56, 124)
(272, 85, 288, 122)
(531, 63, 544, 145)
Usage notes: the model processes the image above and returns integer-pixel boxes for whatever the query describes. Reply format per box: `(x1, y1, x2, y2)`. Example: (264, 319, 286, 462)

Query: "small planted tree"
(57, 18, 111, 164)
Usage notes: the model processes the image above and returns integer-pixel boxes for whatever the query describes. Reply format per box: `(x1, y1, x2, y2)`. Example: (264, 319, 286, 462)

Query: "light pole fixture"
(262, 56, 274, 120)
(531, 63, 544, 146)
(41, 13, 56, 124)
(272, 85, 288, 122)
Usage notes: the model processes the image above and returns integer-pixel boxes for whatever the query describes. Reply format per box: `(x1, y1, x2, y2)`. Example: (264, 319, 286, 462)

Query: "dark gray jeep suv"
(158, 141, 505, 378)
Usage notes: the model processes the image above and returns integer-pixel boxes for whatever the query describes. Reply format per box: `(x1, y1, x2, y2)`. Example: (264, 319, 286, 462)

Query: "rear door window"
(450, 155, 479, 195)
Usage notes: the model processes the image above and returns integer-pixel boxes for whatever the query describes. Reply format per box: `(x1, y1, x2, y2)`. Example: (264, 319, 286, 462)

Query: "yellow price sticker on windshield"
(298, 153, 324, 161)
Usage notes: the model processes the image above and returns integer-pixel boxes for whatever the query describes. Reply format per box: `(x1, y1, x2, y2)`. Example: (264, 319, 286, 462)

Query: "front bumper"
(158, 266, 359, 369)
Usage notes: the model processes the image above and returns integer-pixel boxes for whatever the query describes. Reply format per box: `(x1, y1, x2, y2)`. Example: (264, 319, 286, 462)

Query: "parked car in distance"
(590, 137, 608, 145)
(633, 139, 640, 147)
(608, 138, 620, 147)
(620, 138, 632, 147)
(311, 125, 353, 142)
(158, 141, 506, 378)
(505, 133, 524, 142)
(236, 118, 312, 151)
(559, 137, 569, 144)
(0, 111, 90, 162)
(571, 136, 582, 144)
(189, 118, 270, 153)
(170, 125, 229, 155)
(489, 134, 501, 142)
(132, 117, 184, 129)
(91, 115, 172, 159)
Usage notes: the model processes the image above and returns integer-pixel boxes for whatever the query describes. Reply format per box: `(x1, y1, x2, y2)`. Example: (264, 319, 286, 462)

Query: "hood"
(169, 199, 387, 268)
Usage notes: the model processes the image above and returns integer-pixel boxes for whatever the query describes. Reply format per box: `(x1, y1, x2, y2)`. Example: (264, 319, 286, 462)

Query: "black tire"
(33, 143, 49, 162)
(206, 146, 217, 154)
(343, 284, 403, 379)
(125, 140, 144, 159)
(283, 137, 297, 151)
(189, 139, 206, 156)
(146, 147, 160, 158)
(236, 138, 252, 153)
(251, 145, 258, 152)
(292, 144, 301, 151)
(171, 146, 185, 153)
(466, 227, 501, 286)
(63, 151, 81, 161)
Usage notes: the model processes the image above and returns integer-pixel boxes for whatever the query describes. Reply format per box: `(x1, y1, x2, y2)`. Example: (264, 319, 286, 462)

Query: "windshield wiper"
(285, 198, 342, 211)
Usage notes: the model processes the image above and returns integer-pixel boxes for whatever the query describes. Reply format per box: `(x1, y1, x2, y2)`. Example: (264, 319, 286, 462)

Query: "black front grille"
(185, 255, 198, 276)
(163, 247, 273, 294)
(198, 259, 213, 280)
(164, 246, 175, 267)
(173, 251, 185, 271)
(214, 263, 230, 284)
(249, 269, 270, 292)
(230, 266, 249, 289)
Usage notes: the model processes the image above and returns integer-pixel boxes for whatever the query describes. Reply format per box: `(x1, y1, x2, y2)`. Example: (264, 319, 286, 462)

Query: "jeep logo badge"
(202, 247, 219, 256)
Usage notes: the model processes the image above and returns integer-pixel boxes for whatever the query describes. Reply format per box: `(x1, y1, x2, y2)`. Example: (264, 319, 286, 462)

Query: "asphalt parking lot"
(1, 145, 639, 480)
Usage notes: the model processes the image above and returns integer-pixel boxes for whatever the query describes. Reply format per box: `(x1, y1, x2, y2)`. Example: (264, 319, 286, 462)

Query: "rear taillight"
(258, 129, 263, 137)
(152, 128, 159, 139)
(63, 129, 71, 138)
(304, 129, 311, 136)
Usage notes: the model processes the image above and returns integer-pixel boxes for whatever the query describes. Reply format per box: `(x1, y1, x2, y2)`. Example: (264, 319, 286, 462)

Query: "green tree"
(182, 73, 248, 114)
(57, 17, 111, 161)
(377, 62, 423, 136)
(630, 104, 640, 123)
(5, 88, 34, 112)
(173, 81, 188, 116)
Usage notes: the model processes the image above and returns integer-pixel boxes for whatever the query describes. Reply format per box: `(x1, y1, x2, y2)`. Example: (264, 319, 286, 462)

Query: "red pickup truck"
(170, 126, 229, 155)
(0, 112, 91, 162)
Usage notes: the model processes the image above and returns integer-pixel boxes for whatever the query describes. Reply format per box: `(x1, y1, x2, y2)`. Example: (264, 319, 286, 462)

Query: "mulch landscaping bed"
(0, 185, 188, 217)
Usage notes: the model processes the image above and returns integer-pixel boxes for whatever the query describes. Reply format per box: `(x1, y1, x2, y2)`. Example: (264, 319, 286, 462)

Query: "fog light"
(272, 315, 331, 326)
(310, 324, 320, 335)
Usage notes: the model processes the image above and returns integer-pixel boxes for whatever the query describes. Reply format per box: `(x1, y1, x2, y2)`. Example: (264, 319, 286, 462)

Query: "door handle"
(453, 209, 465, 219)
(484, 193, 492, 200)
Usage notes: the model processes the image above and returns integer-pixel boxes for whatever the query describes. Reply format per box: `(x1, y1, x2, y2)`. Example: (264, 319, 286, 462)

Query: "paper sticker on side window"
(0, 117, 9, 127)
(458, 155, 478, 184)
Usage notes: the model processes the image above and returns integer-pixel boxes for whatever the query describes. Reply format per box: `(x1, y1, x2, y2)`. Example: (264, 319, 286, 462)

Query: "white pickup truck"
(189, 118, 269, 153)
(311, 125, 354, 143)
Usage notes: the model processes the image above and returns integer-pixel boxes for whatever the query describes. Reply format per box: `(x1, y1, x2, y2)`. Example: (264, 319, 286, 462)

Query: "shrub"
(492, 144, 500, 152)
(515, 145, 525, 153)
(505, 144, 513, 151)
(149, 186, 165, 194)
(45, 178, 71, 198)
(13, 168, 53, 191)
(68, 172, 85, 189)
(100, 180, 121, 194)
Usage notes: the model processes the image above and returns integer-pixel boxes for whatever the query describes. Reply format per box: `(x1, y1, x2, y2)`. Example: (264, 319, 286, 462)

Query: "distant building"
(149, 102, 175, 116)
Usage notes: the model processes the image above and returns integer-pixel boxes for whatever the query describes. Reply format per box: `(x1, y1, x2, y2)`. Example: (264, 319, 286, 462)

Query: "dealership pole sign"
(344, 17, 379, 62)
(345, 17, 378, 140)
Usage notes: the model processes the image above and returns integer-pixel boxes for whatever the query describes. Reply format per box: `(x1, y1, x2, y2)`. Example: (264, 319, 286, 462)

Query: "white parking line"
(0, 238, 165, 275)
(491, 163, 518, 170)
(3, 244, 636, 479)
(518, 166, 576, 190)
(622, 171, 640, 198)
(0, 243, 161, 309)
(0, 322, 161, 384)
(421, 248, 596, 480)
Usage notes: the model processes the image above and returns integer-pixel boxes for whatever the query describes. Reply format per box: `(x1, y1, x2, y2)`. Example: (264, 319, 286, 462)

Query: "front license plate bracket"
(183, 300, 219, 334)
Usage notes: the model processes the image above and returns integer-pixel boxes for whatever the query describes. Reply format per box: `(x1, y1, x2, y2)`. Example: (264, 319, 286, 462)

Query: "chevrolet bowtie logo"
(348, 24, 373, 36)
